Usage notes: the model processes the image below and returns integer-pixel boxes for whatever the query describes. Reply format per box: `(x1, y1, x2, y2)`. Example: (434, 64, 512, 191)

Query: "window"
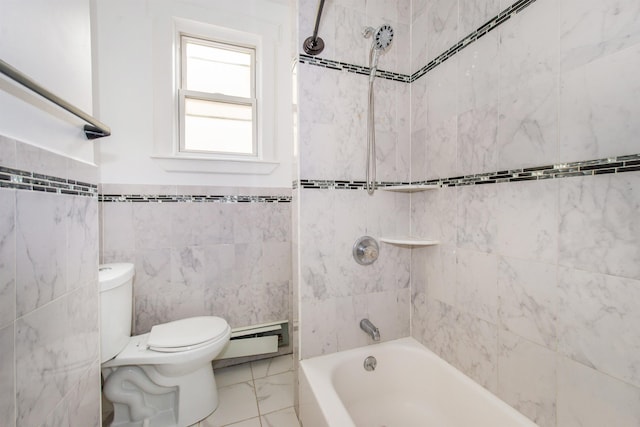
(179, 36, 257, 157)
(151, 11, 291, 179)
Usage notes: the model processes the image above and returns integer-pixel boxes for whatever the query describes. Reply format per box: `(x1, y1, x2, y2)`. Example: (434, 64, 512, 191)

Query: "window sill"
(151, 155, 280, 175)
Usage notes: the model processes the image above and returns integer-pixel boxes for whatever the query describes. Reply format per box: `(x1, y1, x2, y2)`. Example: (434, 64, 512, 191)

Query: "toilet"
(99, 263, 231, 427)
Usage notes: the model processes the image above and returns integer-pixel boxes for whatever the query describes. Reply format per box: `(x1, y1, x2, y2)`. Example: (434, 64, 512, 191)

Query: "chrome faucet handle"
(353, 236, 379, 265)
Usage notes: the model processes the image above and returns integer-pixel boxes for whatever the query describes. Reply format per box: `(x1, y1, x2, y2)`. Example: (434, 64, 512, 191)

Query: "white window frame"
(178, 35, 259, 158)
(151, 12, 291, 178)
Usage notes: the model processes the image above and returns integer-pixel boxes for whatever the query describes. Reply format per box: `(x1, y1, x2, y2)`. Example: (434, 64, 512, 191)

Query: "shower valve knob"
(353, 236, 379, 265)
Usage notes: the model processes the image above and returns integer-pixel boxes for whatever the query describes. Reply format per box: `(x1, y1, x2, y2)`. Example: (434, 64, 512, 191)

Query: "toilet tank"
(99, 263, 134, 363)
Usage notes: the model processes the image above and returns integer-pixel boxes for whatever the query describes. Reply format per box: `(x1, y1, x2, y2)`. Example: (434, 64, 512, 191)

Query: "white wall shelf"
(379, 237, 440, 246)
(379, 184, 439, 193)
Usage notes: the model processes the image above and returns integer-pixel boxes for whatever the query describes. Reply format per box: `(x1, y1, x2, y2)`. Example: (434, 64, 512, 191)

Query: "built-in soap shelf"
(379, 184, 439, 193)
(379, 237, 440, 247)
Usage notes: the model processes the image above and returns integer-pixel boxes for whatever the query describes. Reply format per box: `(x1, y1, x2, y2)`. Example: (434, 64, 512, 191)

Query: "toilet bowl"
(100, 263, 231, 427)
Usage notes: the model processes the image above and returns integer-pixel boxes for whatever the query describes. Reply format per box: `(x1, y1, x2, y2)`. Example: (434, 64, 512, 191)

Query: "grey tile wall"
(411, 174, 640, 426)
(99, 185, 293, 335)
(0, 135, 100, 426)
(296, 0, 640, 425)
(409, 2, 640, 416)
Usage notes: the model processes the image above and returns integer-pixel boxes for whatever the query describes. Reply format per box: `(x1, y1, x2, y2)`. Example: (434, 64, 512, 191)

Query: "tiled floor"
(194, 354, 300, 427)
(103, 354, 300, 427)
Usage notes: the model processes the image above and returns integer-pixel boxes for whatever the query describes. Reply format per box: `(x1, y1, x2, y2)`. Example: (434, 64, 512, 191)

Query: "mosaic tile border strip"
(299, 0, 538, 84)
(297, 154, 640, 190)
(297, 180, 409, 190)
(298, 54, 411, 83)
(0, 166, 98, 197)
(410, 0, 537, 82)
(99, 194, 292, 203)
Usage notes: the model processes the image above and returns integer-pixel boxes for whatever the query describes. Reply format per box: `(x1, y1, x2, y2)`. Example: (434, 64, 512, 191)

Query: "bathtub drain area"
(363, 356, 377, 371)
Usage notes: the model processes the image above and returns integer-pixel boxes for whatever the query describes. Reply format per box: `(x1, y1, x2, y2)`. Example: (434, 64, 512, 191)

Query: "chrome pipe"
(365, 75, 377, 195)
(365, 46, 380, 195)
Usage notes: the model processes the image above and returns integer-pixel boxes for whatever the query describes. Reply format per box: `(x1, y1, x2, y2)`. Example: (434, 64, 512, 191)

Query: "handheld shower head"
(363, 24, 394, 195)
(364, 24, 394, 84)
(363, 25, 394, 51)
(373, 24, 394, 51)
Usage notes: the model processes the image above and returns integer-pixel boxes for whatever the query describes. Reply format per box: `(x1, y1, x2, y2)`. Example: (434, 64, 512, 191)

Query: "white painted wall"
(0, 0, 95, 163)
(95, 0, 293, 187)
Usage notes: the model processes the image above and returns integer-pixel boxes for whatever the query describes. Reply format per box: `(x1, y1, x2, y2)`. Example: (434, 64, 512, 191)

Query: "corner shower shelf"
(379, 237, 440, 247)
(380, 184, 439, 193)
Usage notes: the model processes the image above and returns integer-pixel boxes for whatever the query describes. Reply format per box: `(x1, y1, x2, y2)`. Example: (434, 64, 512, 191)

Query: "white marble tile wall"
(410, 1, 640, 424)
(559, 43, 640, 162)
(0, 135, 100, 426)
(412, 173, 640, 427)
(296, 0, 412, 361)
(298, 63, 410, 183)
(99, 184, 292, 335)
(297, 0, 640, 424)
(411, 0, 640, 182)
(297, 186, 411, 359)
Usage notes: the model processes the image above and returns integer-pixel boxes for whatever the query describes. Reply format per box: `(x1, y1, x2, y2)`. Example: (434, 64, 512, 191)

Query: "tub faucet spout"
(360, 318, 380, 341)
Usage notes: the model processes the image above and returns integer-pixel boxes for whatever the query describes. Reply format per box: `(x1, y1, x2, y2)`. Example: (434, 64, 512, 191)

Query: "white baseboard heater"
(217, 320, 289, 360)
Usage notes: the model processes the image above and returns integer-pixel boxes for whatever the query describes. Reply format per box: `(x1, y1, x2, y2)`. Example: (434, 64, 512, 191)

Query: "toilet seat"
(148, 316, 229, 352)
(102, 315, 231, 369)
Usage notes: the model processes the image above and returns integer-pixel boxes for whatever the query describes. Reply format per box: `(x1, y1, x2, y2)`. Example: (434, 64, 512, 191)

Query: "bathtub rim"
(300, 338, 445, 426)
(299, 336, 538, 427)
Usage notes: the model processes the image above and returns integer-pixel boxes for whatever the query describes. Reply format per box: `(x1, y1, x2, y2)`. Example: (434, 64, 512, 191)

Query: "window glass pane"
(185, 41, 252, 98)
(184, 98, 254, 154)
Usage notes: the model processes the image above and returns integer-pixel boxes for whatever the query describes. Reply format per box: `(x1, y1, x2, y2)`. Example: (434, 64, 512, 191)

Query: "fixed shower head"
(373, 24, 394, 50)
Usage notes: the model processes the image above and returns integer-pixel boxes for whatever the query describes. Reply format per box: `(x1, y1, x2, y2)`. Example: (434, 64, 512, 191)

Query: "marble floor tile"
(261, 407, 300, 427)
(115, 354, 300, 427)
(225, 417, 262, 427)
(200, 381, 259, 427)
(196, 354, 299, 427)
(251, 354, 294, 379)
(254, 371, 295, 415)
(215, 363, 254, 387)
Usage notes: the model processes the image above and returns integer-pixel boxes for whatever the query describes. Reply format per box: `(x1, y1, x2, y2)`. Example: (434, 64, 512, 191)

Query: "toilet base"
(103, 363, 219, 427)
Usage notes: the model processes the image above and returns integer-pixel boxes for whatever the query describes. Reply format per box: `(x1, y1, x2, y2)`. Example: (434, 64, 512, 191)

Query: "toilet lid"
(147, 316, 229, 351)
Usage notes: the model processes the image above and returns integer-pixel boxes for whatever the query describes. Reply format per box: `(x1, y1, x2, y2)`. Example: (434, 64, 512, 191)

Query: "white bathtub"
(299, 337, 537, 427)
